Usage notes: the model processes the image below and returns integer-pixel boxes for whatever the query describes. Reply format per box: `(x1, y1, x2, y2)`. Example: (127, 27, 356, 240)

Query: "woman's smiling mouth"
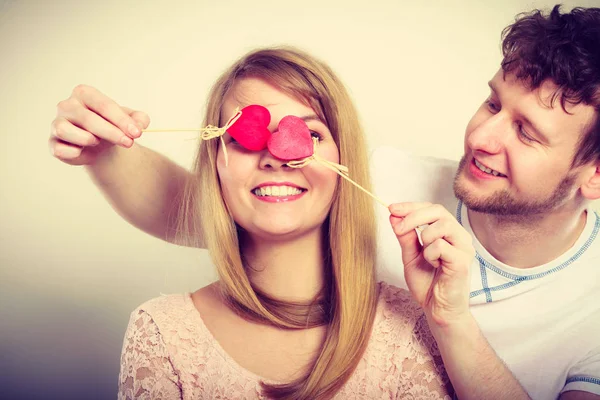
(252, 183, 307, 202)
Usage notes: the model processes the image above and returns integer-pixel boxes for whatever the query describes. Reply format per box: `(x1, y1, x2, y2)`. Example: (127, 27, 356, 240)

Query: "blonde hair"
(177, 46, 378, 399)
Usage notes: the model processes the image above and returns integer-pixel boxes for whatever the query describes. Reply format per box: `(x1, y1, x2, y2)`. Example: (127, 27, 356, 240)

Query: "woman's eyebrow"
(299, 114, 323, 123)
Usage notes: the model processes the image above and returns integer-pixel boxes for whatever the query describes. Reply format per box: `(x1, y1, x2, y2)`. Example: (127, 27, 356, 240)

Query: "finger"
(49, 137, 102, 166)
(423, 239, 471, 275)
(52, 117, 101, 147)
(122, 107, 151, 130)
(71, 85, 141, 138)
(49, 136, 83, 160)
(391, 203, 453, 236)
(390, 215, 423, 265)
(419, 218, 473, 250)
(67, 104, 134, 148)
(389, 202, 433, 218)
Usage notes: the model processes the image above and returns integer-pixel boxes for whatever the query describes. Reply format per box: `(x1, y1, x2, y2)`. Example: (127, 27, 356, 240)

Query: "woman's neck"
(240, 228, 327, 303)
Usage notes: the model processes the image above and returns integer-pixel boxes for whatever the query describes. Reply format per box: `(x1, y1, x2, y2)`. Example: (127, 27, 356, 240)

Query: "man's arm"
(390, 202, 529, 399)
(431, 313, 529, 399)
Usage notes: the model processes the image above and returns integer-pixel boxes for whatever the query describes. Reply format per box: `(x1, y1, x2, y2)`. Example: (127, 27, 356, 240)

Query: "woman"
(115, 47, 454, 399)
(52, 44, 531, 398)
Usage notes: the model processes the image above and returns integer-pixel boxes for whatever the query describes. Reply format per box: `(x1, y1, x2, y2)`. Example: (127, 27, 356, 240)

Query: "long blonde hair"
(177, 46, 378, 399)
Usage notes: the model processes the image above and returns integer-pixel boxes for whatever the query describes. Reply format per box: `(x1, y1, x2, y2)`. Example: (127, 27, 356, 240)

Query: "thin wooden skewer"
(141, 124, 391, 211)
(314, 159, 388, 208)
(287, 138, 389, 209)
(142, 128, 205, 132)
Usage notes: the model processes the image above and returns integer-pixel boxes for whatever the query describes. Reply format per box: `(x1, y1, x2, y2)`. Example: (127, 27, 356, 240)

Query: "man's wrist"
(425, 310, 481, 345)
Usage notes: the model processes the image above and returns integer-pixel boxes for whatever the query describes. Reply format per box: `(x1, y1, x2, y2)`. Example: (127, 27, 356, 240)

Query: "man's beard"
(453, 155, 576, 216)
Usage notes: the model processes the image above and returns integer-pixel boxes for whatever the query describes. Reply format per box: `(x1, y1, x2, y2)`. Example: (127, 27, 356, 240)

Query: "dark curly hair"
(501, 5, 600, 166)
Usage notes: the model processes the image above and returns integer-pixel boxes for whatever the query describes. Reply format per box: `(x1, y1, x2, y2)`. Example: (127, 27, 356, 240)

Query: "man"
(376, 5, 600, 398)
(50, 5, 600, 399)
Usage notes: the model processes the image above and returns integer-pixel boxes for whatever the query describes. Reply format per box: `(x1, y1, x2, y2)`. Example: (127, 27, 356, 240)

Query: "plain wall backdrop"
(1, 0, 598, 398)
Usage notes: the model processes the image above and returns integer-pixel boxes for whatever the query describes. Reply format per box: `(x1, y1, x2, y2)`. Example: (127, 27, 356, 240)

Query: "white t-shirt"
(371, 146, 600, 399)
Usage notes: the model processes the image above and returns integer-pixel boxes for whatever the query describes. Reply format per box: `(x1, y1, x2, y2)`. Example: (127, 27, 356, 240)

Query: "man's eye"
(517, 123, 535, 143)
(485, 99, 500, 113)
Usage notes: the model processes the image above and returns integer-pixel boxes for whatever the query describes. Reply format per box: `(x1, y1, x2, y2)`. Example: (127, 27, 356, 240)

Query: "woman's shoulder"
(131, 292, 194, 325)
(376, 281, 424, 323)
(125, 287, 220, 361)
(377, 281, 439, 343)
(363, 282, 452, 397)
(372, 282, 442, 361)
(125, 289, 210, 350)
(120, 287, 238, 397)
(136, 292, 192, 311)
(367, 282, 426, 357)
(132, 282, 220, 321)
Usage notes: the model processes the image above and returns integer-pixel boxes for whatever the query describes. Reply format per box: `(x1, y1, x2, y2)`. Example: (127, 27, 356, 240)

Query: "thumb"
(130, 110, 150, 130)
(122, 106, 151, 130)
(390, 215, 423, 265)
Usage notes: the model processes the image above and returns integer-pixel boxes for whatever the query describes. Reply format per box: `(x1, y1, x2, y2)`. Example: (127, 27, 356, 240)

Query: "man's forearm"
(86, 143, 193, 244)
(429, 313, 530, 400)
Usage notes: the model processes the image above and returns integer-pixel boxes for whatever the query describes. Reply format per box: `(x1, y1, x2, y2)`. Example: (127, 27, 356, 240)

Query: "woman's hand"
(389, 202, 475, 328)
(49, 85, 150, 165)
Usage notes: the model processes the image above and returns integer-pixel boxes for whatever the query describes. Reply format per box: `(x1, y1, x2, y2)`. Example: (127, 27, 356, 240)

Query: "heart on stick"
(226, 105, 271, 151)
(268, 116, 314, 161)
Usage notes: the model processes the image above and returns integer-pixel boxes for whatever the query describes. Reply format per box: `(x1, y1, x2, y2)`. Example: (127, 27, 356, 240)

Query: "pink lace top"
(118, 282, 452, 399)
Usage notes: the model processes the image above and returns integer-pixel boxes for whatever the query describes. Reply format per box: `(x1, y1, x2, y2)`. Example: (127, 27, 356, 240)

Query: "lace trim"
(118, 283, 453, 399)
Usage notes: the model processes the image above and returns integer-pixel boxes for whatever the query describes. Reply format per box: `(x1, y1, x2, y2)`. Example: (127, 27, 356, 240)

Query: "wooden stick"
(142, 125, 390, 209)
(315, 159, 389, 208)
(141, 128, 205, 132)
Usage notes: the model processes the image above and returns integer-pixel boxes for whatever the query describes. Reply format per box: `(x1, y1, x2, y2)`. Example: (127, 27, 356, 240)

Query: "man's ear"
(580, 162, 600, 200)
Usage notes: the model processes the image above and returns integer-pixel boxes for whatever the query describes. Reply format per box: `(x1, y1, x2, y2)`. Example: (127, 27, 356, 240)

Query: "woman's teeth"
(253, 186, 303, 197)
(475, 159, 505, 177)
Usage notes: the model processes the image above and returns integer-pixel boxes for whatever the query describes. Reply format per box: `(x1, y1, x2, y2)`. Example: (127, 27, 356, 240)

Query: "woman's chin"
(244, 224, 320, 243)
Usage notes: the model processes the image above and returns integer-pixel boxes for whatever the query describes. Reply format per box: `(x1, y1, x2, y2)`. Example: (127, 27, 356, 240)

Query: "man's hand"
(389, 202, 474, 328)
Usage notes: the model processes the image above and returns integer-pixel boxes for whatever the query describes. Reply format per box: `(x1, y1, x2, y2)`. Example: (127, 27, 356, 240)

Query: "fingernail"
(394, 221, 405, 235)
(56, 146, 79, 158)
(128, 123, 140, 138)
(120, 136, 134, 147)
(135, 121, 144, 135)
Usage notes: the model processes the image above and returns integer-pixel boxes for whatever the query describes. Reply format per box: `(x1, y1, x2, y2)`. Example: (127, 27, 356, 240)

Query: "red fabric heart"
(268, 116, 314, 161)
(226, 105, 271, 151)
